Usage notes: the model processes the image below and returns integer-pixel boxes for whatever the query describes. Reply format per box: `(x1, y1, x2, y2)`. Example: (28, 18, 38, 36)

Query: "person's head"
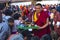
(4, 9, 13, 16)
(18, 17, 23, 21)
(56, 6, 60, 13)
(13, 13, 21, 20)
(50, 7, 56, 13)
(18, 16, 25, 23)
(8, 18, 14, 27)
(19, 17, 24, 21)
(35, 3, 42, 13)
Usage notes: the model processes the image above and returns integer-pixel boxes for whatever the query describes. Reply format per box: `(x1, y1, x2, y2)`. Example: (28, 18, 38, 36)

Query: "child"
(8, 18, 17, 34)
(7, 18, 24, 40)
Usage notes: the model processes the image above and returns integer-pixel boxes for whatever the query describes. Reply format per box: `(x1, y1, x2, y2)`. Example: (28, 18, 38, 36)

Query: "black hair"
(13, 13, 21, 20)
(50, 7, 56, 10)
(4, 9, 13, 16)
(8, 18, 14, 34)
(35, 3, 42, 7)
(8, 18, 14, 23)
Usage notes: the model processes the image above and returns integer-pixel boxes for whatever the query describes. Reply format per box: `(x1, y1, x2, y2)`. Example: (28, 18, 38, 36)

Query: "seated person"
(7, 18, 24, 40)
(8, 18, 17, 34)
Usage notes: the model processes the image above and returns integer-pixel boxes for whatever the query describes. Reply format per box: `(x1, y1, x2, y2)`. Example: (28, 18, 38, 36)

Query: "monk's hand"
(57, 25, 60, 28)
(37, 26, 42, 29)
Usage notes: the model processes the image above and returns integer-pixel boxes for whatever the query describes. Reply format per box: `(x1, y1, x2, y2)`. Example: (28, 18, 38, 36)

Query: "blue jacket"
(0, 22, 10, 40)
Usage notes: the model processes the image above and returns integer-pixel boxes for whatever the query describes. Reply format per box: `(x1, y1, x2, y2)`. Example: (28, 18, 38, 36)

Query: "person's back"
(3, 15, 11, 22)
(7, 33, 24, 40)
(3, 9, 13, 22)
(0, 22, 9, 40)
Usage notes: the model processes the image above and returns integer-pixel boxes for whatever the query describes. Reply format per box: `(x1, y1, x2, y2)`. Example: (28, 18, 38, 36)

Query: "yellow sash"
(33, 12, 38, 22)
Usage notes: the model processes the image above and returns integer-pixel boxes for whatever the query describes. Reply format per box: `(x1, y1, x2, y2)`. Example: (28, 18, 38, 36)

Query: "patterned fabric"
(0, 22, 9, 40)
(3, 16, 11, 22)
(54, 12, 60, 36)
(7, 33, 24, 40)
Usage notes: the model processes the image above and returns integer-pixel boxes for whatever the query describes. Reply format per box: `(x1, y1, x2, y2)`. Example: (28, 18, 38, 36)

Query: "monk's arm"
(39, 18, 49, 29)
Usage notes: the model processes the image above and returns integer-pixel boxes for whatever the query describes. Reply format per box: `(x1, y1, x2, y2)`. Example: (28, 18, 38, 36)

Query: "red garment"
(33, 11, 50, 38)
(22, 9, 28, 17)
(54, 12, 60, 36)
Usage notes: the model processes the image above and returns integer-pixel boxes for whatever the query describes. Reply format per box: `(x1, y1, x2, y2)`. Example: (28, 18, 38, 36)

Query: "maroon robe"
(33, 11, 50, 38)
(54, 12, 60, 36)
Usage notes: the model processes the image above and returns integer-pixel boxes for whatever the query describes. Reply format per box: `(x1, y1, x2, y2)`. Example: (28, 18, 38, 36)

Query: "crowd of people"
(0, 3, 60, 40)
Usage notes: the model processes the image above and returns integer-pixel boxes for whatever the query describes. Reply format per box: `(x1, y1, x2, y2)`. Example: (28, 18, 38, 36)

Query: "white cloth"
(56, 21, 60, 26)
(56, 21, 60, 28)
(14, 20, 20, 26)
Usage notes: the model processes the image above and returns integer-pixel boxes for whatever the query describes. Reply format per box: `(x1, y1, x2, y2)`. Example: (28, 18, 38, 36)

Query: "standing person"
(49, 7, 58, 40)
(3, 9, 13, 22)
(54, 6, 60, 40)
(25, 5, 34, 22)
(33, 3, 51, 40)
(0, 3, 9, 40)
(49, 7, 56, 30)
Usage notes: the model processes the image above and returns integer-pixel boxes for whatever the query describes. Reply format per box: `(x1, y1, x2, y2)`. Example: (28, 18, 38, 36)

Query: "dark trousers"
(40, 34, 52, 40)
(50, 19, 54, 30)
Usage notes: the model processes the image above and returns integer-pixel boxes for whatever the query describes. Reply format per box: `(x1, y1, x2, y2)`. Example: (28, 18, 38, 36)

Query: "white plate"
(28, 29, 32, 31)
